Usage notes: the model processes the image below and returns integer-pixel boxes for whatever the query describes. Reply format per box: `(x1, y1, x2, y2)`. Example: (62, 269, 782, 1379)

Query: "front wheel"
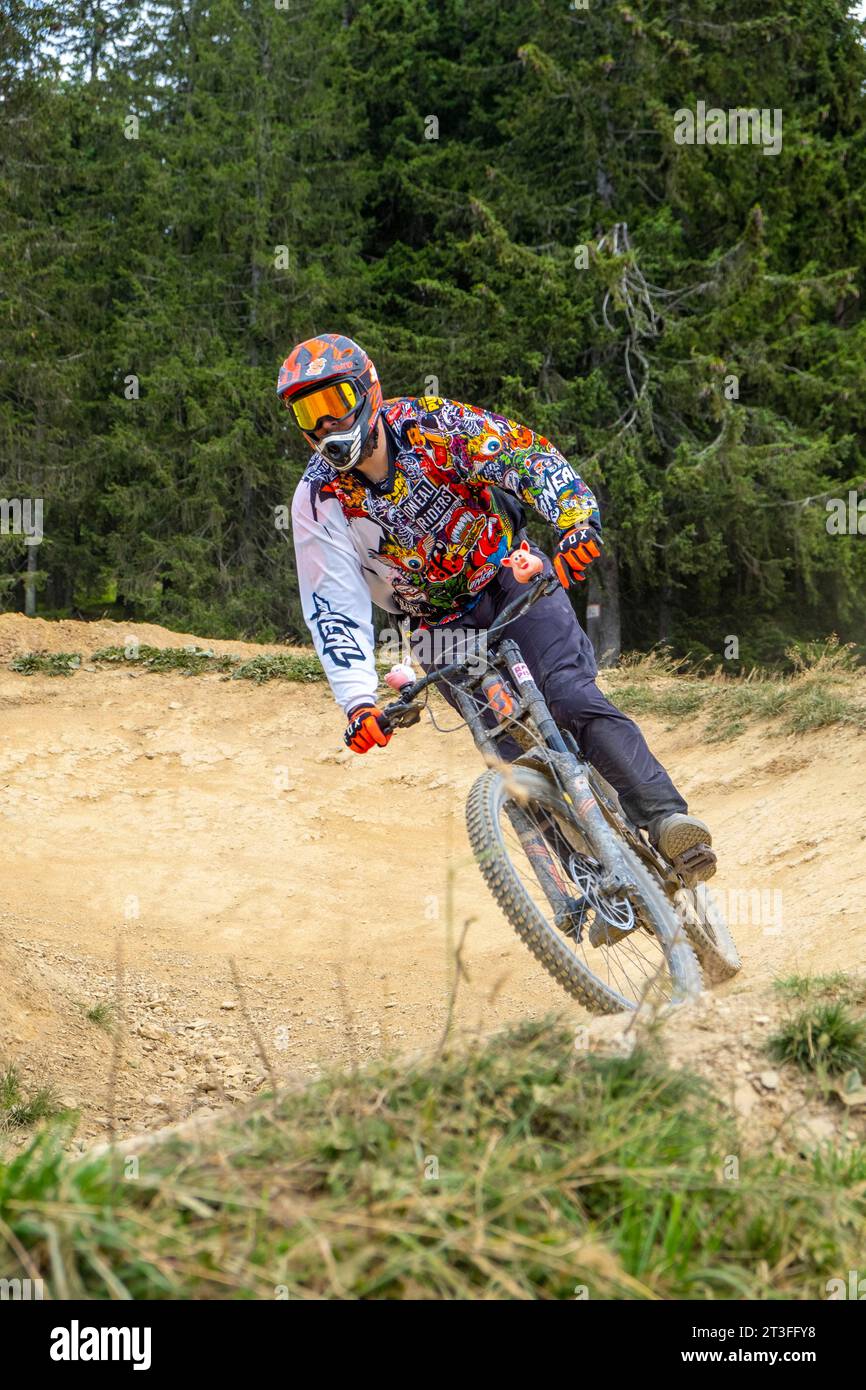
(466, 767, 702, 1014)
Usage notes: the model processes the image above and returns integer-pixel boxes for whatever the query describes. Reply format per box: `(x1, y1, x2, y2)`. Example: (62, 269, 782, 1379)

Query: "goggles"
(286, 379, 362, 432)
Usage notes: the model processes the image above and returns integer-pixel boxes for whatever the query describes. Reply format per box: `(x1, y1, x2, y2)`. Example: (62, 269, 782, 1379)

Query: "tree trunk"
(658, 577, 673, 645)
(240, 7, 272, 571)
(89, 3, 103, 84)
(585, 546, 621, 667)
(24, 543, 38, 617)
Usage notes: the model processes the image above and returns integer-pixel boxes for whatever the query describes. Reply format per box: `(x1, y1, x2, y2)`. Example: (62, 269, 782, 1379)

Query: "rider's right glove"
(553, 525, 603, 590)
(344, 702, 392, 754)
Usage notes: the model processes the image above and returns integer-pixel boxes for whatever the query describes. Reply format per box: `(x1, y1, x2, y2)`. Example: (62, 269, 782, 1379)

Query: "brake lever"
(377, 698, 422, 736)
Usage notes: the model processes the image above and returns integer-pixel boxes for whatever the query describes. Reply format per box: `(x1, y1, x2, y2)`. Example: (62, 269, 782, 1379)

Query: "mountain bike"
(376, 565, 740, 1015)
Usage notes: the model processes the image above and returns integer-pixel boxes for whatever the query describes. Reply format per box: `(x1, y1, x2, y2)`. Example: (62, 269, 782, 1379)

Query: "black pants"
(410, 538, 687, 829)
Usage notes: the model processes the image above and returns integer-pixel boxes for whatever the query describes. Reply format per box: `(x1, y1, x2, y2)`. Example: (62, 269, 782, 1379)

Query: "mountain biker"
(281, 332, 716, 882)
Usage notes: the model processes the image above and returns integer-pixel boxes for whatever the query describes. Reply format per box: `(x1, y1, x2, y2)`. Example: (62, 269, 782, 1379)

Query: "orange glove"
(553, 526, 602, 589)
(344, 702, 392, 754)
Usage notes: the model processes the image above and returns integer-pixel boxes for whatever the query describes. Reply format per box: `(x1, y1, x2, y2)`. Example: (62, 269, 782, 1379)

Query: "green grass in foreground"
(768, 979, 866, 1106)
(1, 1019, 864, 1299)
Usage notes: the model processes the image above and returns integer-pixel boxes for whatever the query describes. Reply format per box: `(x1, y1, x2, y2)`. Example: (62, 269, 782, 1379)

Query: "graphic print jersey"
(291, 395, 599, 714)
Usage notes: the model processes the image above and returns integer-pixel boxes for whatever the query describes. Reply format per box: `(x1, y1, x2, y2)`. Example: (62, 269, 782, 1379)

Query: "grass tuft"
(230, 653, 326, 684)
(773, 973, 859, 1004)
(767, 1002, 866, 1076)
(76, 645, 330, 683)
(89, 644, 238, 675)
(0, 1065, 62, 1130)
(9, 651, 81, 676)
(607, 634, 865, 739)
(85, 1003, 115, 1031)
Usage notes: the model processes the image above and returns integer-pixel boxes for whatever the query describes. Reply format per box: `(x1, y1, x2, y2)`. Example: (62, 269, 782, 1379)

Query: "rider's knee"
(546, 678, 601, 732)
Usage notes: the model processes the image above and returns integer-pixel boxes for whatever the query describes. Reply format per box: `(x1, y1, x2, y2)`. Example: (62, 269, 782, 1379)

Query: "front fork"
(452, 636, 641, 904)
(493, 638, 639, 896)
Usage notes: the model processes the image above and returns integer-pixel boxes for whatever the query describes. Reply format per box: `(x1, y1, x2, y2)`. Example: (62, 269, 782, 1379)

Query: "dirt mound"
(0, 612, 295, 663)
(0, 616, 864, 1154)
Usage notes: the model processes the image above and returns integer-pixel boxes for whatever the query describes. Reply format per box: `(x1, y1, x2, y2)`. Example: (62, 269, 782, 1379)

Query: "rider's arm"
(451, 401, 600, 536)
(291, 479, 380, 717)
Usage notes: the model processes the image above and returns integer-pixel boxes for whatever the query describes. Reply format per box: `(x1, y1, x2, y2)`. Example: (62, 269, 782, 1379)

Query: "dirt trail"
(1, 613, 864, 1153)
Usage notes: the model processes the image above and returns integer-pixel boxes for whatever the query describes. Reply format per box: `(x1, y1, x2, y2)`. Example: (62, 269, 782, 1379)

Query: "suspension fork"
(451, 638, 639, 897)
(449, 667, 575, 910)
(493, 638, 641, 896)
(504, 802, 576, 907)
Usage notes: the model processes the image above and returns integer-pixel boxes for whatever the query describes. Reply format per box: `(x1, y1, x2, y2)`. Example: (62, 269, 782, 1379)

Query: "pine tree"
(2, 0, 864, 661)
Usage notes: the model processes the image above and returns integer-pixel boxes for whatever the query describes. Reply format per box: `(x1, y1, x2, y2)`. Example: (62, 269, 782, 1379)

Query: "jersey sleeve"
(448, 400, 600, 535)
(291, 478, 380, 717)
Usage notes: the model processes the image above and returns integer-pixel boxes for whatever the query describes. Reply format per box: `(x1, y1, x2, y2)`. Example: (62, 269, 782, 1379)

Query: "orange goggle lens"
(288, 380, 360, 430)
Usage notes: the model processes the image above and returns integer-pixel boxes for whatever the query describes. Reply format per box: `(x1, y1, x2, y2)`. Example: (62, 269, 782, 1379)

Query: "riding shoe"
(649, 812, 717, 885)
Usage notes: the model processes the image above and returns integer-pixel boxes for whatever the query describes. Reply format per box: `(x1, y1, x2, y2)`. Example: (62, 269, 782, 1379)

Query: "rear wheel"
(466, 767, 702, 1014)
(675, 886, 741, 984)
(586, 766, 740, 987)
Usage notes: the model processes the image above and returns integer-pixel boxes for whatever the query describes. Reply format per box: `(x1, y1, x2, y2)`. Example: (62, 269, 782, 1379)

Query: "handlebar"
(377, 566, 562, 736)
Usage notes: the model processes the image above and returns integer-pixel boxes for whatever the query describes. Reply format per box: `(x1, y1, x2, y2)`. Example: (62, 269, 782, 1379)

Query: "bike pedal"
(673, 843, 717, 887)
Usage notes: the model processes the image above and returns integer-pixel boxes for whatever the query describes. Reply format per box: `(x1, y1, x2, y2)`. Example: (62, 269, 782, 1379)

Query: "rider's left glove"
(553, 525, 602, 590)
(344, 702, 392, 754)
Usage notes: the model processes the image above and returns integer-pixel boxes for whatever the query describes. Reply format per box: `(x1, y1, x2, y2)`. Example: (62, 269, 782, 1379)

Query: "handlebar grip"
(377, 698, 423, 735)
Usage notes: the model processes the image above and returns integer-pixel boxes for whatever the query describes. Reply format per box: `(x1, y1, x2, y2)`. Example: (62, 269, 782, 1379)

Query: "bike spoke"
(499, 798, 676, 1010)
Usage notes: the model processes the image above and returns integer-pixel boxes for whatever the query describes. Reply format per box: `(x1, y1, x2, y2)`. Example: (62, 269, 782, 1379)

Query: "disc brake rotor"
(567, 852, 636, 932)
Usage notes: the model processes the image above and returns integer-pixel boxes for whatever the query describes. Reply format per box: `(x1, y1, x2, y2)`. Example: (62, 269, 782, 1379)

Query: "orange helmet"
(276, 333, 383, 471)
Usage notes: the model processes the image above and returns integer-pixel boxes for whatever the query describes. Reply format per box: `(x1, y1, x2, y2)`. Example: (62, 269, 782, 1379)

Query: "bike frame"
(379, 571, 661, 902)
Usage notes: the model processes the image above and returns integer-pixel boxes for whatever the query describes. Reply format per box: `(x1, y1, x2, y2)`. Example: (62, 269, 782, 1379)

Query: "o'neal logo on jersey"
(402, 474, 461, 532)
(468, 562, 497, 593)
(309, 592, 365, 668)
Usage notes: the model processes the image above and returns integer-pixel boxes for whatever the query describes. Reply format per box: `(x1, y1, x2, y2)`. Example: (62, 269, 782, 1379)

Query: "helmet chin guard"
(306, 393, 378, 472)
